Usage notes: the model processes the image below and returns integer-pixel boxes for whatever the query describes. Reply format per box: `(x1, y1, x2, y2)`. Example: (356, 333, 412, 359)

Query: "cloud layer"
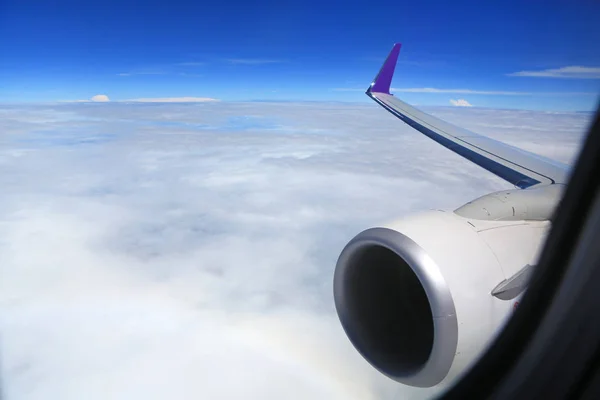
(0, 101, 591, 399)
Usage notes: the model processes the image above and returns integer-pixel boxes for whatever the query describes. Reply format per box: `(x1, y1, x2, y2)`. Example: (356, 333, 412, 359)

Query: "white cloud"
(91, 94, 110, 102)
(178, 72, 203, 77)
(117, 71, 167, 77)
(332, 87, 596, 96)
(176, 61, 206, 67)
(396, 88, 526, 95)
(227, 58, 284, 65)
(450, 99, 473, 107)
(61, 95, 111, 103)
(508, 66, 600, 79)
(123, 97, 219, 103)
(0, 101, 590, 399)
(65, 96, 219, 104)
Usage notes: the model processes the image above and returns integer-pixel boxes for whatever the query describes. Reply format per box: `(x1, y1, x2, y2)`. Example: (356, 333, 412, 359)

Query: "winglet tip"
(368, 43, 402, 95)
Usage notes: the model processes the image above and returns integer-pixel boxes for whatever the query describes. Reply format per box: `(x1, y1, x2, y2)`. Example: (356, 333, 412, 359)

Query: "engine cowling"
(333, 209, 549, 388)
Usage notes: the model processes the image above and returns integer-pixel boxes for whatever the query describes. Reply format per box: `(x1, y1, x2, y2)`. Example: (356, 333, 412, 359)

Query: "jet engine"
(333, 190, 553, 388)
(336, 40, 568, 389)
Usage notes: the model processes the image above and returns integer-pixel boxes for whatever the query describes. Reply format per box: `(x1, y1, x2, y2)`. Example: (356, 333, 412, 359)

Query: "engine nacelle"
(333, 210, 549, 387)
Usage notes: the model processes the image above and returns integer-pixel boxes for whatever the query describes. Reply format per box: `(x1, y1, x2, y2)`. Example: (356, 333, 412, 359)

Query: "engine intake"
(334, 227, 458, 387)
(343, 244, 434, 372)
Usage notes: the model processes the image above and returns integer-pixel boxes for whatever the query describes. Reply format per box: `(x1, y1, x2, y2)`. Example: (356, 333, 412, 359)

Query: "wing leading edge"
(367, 43, 569, 189)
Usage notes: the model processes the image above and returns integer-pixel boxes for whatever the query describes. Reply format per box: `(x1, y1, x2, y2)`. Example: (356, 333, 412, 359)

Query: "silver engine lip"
(334, 227, 458, 388)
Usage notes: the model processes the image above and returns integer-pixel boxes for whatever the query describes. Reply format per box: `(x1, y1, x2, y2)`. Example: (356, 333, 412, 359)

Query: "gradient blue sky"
(1, 0, 599, 110)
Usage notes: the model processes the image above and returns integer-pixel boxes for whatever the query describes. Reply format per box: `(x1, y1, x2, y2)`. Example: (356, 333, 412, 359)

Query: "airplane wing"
(367, 43, 570, 189)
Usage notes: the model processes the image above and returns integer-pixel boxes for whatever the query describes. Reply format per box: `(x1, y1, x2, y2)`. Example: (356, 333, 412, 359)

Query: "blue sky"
(1, 0, 599, 110)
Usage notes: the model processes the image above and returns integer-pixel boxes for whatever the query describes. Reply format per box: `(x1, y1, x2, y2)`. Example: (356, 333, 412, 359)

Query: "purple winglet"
(368, 43, 402, 94)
